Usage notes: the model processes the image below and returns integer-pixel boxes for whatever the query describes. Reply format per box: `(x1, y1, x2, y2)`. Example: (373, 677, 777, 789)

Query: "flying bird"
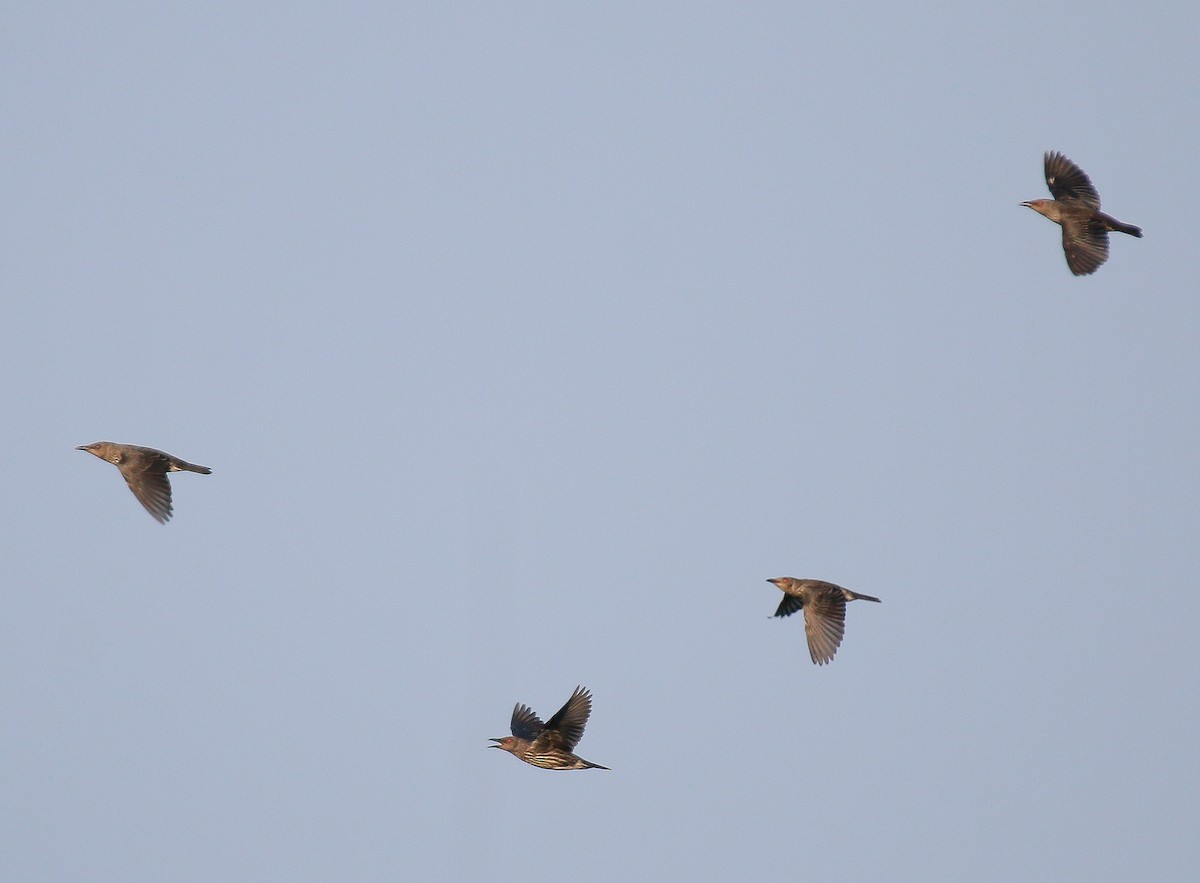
(77, 441, 211, 523)
(490, 686, 610, 770)
(1022, 151, 1142, 276)
(766, 577, 881, 665)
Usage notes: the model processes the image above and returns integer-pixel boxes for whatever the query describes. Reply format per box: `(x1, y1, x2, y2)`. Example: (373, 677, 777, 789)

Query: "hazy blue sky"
(4, 3, 1198, 881)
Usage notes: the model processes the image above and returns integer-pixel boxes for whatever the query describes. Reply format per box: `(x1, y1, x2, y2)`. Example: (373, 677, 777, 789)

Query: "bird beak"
(488, 738, 502, 746)
(1020, 201, 1033, 208)
(75, 445, 88, 451)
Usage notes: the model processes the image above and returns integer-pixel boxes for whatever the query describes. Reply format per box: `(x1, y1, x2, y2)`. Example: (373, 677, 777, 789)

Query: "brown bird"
(766, 577, 881, 666)
(490, 686, 610, 770)
(1022, 151, 1142, 276)
(77, 441, 211, 523)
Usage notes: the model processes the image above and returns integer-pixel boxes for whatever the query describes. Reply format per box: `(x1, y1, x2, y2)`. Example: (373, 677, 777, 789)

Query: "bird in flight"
(1022, 151, 1142, 276)
(490, 686, 610, 770)
(766, 577, 881, 665)
(77, 441, 211, 523)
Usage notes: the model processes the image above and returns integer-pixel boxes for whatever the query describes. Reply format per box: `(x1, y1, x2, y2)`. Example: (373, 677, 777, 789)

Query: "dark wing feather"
(509, 703, 544, 741)
(1045, 152, 1100, 209)
(542, 686, 593, 752)
(773, 593, 804, 618)
(1060, 218, 1109, 276)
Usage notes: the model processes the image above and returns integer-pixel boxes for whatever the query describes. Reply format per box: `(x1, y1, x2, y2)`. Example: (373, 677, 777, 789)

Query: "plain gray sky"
(4, 2, 1198, 881)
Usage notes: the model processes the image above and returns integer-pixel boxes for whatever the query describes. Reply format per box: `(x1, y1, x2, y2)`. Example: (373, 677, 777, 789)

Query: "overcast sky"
(4, 2, 1198, 881)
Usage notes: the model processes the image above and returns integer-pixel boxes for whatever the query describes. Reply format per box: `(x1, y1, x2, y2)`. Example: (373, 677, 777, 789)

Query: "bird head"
(1021, 198, 1065, 224)
(77, 442, 118, 463)
(489, 736, 516, 752)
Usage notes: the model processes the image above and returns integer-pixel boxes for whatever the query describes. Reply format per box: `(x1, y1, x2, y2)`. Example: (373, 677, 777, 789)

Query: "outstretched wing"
(803, 591, 847, 666)
(1045, 152, 1100, 209)
(1060, 218, 1109, 276)
(541, 686, 593, 752)
(123, 468, 173, 524)
(509, 703, 544, 741)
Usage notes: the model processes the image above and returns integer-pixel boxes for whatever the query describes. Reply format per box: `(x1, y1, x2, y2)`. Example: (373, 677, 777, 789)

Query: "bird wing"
(509, 703, 544, 741)
(542, 686, 592, 752)
(1044, 152, 1100, 209)
(1060, 218, 1109, 276)
(122, 467, 174, 524)
(803, 591, 846, 665)
(773, 593, 804, 618)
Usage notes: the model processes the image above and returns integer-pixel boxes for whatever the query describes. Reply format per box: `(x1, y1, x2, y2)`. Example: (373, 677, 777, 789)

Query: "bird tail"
(1098, 213, 1142, 238)
(177, 461, 212, 474)
(849, 591, 882, 603)
(585, 761, 611, 770)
